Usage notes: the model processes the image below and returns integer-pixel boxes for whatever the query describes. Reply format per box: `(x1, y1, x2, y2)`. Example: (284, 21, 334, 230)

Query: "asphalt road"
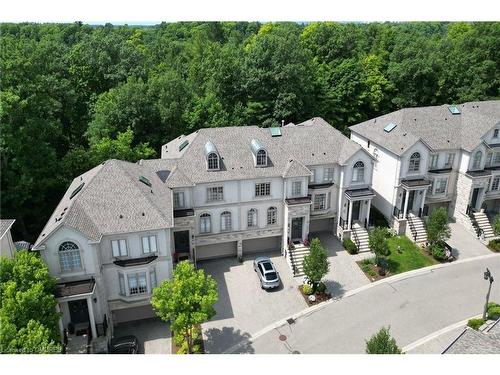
(232, 254, 500, 354)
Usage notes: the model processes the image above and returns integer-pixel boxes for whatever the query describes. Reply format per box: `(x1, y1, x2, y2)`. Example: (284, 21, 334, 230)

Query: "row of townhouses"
(30, 100, 499, 345)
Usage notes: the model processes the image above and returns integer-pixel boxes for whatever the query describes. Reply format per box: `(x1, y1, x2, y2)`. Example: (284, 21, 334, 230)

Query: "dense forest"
(1, 21, 499, 242)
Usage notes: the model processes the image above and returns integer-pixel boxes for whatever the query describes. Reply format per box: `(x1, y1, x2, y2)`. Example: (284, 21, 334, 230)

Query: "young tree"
(426, 207, 451, 245)
(492, 215, 500, 236)
(0, 251, 61, 353)
(365, 326, 402, 354)
(151, 261, 218, 354)
(369, 227, 390, 260)
(302, 238, 330, 292)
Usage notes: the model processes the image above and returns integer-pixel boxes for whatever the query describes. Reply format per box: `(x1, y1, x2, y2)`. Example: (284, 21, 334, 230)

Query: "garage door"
(309, 218, 335, 233)
(113, 304, 155, 325)
(196, 241, 237, 261)
(242, 236, 282, 255)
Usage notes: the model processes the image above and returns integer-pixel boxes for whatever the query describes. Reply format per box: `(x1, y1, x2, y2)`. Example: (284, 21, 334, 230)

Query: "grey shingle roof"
(34, 160, 173, 248)
(443, 326, 500, 354)
(282, 159, 312, 178)
(350, 100, 500, 155)
(159, 117, 365, 184)
(0, 219, 15, 239)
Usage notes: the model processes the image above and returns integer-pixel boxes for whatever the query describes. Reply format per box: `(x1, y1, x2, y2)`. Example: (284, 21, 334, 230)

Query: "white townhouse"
(0, 219, 16, 258)
(349, 100, 500, 243)
(33, 117, 376, 345)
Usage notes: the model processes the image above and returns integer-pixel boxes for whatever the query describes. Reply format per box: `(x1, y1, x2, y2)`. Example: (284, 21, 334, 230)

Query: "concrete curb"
(223, 252, 500, 354)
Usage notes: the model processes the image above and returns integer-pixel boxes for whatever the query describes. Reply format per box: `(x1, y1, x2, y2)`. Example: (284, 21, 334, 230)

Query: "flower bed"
(298, 285, 331, 306)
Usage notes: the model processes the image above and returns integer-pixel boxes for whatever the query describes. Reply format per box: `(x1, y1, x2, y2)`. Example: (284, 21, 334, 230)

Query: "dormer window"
(251, 139, 268, 167)
(408, 152, 421, 173)
(257, 150, 267, 166)
(204, 141, 220, 171)
(473, 151, 483, 170)
(207, 153, 219, 170)
(352, 161, 365, 182)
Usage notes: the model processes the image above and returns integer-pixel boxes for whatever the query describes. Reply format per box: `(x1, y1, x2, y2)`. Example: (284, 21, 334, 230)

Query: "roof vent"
(384, 123, 397, 133)
(178, 139, 189, 151)
(448, 105, 460, 115)
(119, 215, 123, 219)
(139, 176, 152, 187)
(270, 127, 282, 137)
(70, 182, 85, 199)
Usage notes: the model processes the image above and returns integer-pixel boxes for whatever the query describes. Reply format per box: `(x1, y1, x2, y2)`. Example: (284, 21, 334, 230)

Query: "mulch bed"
(356, 261, 388, 282)
(298, 285, 332, 306)
(171, 324, 205, 354)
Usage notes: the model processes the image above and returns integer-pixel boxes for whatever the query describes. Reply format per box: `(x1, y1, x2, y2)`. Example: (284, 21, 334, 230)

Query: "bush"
(487, 302, 500, 320)
(302, 284, 313, 295)
(369, 227, 390, 257)
(493, 215, 500, 236)
(343, 238, 358, 254)
(316, 282, 327, 294)
(429, 242, 447, 261)
(488, 239, 500, 252)
(365, 327, 401, 354)
(467, 318, 485, 330)
(426, 207, 451, 245)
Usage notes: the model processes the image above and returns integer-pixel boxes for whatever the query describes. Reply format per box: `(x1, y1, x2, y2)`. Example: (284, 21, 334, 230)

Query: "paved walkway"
(232, 254, 500, 354)
(447, 222, 492, 259)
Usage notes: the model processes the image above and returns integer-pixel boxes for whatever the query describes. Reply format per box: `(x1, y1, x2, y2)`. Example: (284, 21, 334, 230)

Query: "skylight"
(70, 182, 85, 199)
(384, 123, 397, 133)
(178, 139, 189, 151)
(139, 176, 152, 187)
(270, 127, 282, 137)
(448, 105, 460, 115)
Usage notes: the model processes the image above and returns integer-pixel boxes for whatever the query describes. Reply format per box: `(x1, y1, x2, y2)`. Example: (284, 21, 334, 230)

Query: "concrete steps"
(288, 244, 310, 277)
(472, 212, 495, 239)
(351, 224, 370, 252)
(407, 214, 428, 243)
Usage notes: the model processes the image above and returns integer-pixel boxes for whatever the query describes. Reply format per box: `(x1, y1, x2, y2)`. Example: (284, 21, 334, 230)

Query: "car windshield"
(265, 272, 278, 281)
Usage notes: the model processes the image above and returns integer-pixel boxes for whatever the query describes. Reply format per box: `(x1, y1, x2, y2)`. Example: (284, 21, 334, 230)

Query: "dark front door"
(68, 299, 89, 324)
(174, 230, 190, 254)
(471, 188, 480, 210)
(352, 201, 361, 221)
(408, 190, 416, 213)
(291, 217, 303, 241)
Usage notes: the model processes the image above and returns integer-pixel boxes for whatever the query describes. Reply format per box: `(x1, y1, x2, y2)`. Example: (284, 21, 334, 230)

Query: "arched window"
(207, 153, 219, 170)
(200, 213, 211, 233)
(352, 161, 365, 182)
(473, 151, 483, 169)
(247, 208, 258, 228)
(408, 152, 421, 172)
(220, 211, 232, 232)
(267, 207, 277, 225)
(256, 149, 267, 166)
(59, 241, 82, 273)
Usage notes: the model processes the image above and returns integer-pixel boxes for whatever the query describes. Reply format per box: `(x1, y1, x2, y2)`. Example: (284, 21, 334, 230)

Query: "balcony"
(173, 208, 195, 218)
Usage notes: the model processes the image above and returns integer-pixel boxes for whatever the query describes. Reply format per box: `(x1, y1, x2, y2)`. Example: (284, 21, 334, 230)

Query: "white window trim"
(313, 193, 327, 211)
(323, 167, 334, 182)
(173, 191, 185, 209)
(207, 186, 224, 202)
(491, 176, 500, 191)
(255, 182, 271, 197)
(141, 235, 158, 254)
(200, 213, 212, 234)
(292, 181, 302, 197)
(267, 207, 277, 226)
(58, 241, 83, 274)
(247, 209, 258, 228)
(111, 239, 128, 258)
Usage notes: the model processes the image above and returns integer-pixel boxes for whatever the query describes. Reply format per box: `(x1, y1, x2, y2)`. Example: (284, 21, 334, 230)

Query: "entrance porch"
(337, 188, 375, 242)
(392, 178, 431, 236)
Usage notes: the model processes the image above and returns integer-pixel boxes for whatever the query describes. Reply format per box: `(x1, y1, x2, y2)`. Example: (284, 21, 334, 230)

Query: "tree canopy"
(1, 21, 498, 241)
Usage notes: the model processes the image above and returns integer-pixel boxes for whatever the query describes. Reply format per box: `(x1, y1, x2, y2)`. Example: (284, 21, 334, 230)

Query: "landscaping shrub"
(429, 242, 447, 261)
(316, 282, 327, 294)
(426, 207, 451, 245)
(488, 239, 500, 252)
(343, 238, 358, 254)
(369, 227, 390, 257)
(467, 318, 485, 330)
(487, 302, 500, 320)
(493, 215, 500, 236)
(302, 284, 313, 295)
(365, 327, 401, 354)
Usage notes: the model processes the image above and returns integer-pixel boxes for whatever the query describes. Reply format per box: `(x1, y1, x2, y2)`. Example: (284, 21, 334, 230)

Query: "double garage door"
(195, 236, 282, 261)
(113, 304, 155, 325)
(309, 218, 335, 234)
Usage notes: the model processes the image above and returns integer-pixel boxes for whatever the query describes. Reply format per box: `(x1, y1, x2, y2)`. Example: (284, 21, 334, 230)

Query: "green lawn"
(386, 236, 437, 274)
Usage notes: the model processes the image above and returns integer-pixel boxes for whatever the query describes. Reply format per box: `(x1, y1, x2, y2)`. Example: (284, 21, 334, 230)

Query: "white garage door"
(242, 236, 282, 255)
(309, 218, 335, 233)
(113, 304, 155, 325)
(196, 241, 237, 261)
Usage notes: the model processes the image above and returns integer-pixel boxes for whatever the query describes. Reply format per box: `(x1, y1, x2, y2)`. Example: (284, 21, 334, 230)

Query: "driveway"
(113, 318, 171, 354)
(199, 251, 307, 353)
(447, 222, 492, 259)
(309, 232, 371, 298)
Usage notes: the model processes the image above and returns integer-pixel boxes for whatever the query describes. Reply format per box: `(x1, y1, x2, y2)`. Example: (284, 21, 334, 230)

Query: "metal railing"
(393, 206, 404, 219)
(339, 217, 349, 230)
(466, 204, 484, 239)
(407, 215, 418, 242)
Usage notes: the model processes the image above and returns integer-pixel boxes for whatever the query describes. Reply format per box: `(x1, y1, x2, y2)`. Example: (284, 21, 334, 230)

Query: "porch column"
(420, 188, 427, 212)
(403, 189, 410, 218)
(347, 199, 353, 229)
(56, 304, 64, 342)
(86, 296, 97, 338)
(366, 199, 371, 227)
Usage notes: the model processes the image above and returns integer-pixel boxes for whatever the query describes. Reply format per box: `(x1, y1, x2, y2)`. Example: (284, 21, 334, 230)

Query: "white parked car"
(253, 257, 281, 289)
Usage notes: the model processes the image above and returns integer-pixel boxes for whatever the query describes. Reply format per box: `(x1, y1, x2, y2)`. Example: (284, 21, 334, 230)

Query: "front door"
(471, 188, 480, 210)
(291, 217, 303, 242)
(408, 190, 416, 213)
(352, 201, 361, 221)
(68, 299, 89, 324)
(174, 230, 190, 254)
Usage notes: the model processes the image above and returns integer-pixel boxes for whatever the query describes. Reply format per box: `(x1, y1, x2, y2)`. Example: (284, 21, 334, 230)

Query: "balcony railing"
(393, 206, 404, 219)
(338, 217, 349, 230)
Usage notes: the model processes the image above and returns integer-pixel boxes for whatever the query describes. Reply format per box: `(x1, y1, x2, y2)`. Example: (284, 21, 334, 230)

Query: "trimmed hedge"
(488, 239, 500, 252)
(343, 238, 358, 254)
(487, 302, 500, 320)
(467, 318, 485, 330)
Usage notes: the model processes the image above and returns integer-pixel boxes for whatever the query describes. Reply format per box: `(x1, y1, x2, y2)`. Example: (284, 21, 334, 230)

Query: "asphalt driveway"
(113, 317, 171, 354)
(199, 251, 307, 353)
